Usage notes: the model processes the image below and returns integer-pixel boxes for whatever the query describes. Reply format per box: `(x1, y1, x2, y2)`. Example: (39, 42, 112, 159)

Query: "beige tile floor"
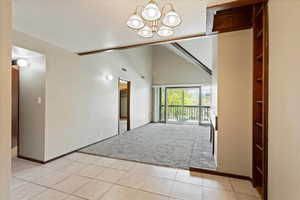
(11, 152, 261, 200)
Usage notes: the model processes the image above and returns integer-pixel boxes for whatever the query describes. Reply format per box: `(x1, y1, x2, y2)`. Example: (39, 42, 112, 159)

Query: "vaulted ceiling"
(178, 36, 215, 69)
(13, 0, 207, 53)
(164, 36, 215, 71)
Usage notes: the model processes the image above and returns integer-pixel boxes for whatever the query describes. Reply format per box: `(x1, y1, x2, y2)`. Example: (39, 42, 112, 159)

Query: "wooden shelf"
(256, 77, 263, 82)
(252, 2, 268, 198)
(256, 5, 264, 17)
(256, 166, 264, 175)
(256, 144, 263, 151)
(256, 54, 263, 61)
(256, 122, 263, 128)
(256, 30, 263, 39)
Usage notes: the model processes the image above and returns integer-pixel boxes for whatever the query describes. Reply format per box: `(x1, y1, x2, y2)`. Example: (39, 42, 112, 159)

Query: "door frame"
(11, 66, 20, 152)
(118, 78, 131, 135)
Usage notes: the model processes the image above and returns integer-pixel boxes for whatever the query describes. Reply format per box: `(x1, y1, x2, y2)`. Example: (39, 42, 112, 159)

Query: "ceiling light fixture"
(127, 0, 182, 38)
(106, 74, 114, 81)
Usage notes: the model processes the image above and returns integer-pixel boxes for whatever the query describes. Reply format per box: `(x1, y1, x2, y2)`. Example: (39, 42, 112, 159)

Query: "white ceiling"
(12, 46, 43, 59)
(164, 36, 215, 70)
(164, 43, 197, 66)
(178, 36, 215, 69)
(13, 0, 207, 53)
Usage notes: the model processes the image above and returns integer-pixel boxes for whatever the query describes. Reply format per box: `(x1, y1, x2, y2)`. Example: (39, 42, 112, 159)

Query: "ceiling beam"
(206, 0, 268, 34)
(171, 43, 212, 76)
(77, 33, 206, 56)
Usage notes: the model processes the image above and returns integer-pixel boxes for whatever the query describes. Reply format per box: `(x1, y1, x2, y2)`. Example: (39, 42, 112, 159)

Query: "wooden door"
(12, 67, 19, 149)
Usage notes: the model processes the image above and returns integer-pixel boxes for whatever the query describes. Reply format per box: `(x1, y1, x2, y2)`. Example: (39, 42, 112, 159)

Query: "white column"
(0, 0, 12, 199)
(268, 0, 300, 199)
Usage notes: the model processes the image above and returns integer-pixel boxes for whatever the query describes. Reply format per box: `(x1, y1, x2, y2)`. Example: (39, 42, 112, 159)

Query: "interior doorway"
(118, 79, 131, 135)
(11, 65, 19, 156)
(11, 46, 46, 161)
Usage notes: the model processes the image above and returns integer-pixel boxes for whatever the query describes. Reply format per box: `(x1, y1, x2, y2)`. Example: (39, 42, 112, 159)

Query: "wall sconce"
(17, 58, 29, 68)
(106, 74, 114, 81)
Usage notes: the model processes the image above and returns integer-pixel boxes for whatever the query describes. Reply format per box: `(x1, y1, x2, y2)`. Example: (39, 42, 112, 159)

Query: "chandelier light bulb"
(132, 20, 139, 26)
(142, 3, 161, 21)
(128, 0, 182, 38)
(127, 15, 144, 29)
(138, 26, 153, 38)
(169, 16, 176, 24)
(157, 26, 174, 37)
(163, 11, 181, 27)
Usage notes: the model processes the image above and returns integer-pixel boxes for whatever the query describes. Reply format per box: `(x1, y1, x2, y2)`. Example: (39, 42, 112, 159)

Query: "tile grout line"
(13, 154, 259, 200)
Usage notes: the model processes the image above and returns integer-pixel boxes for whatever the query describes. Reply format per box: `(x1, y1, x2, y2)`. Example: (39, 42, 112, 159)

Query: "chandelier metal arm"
(134, 5, 145, 15)
(162, 3, 175, 12)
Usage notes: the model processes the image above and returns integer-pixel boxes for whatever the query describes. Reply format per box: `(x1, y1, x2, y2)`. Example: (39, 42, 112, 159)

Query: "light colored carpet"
(79, 123, 216, 169)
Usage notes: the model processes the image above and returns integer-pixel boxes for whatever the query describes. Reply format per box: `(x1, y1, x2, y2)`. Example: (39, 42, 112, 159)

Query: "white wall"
(217, 30, 253, 177)
(268, 0, 300, 199)
(152, 46, 211, 86)
(18, 55, 46, 161)
(13, 31, 153, 161)
(210, 36, 218, 164)
(207, 0, 238, 6)
(0, 0, 11, 198)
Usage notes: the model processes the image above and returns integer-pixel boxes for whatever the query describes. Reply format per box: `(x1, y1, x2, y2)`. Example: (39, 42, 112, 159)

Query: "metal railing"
(160, 105, 210, 124)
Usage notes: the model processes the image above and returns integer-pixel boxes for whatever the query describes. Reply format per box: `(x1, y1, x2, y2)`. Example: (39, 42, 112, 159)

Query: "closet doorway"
(118, 79, 131, 135)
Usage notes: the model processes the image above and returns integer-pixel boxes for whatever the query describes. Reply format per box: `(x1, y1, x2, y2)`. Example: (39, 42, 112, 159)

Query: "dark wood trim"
(18, 135, 118, 164)
(252, 3, 269, 200)
(164, 88, 167, 123)
(214, 25, 253, 34)
(118, 78, 131, 134)
(127, 81, 131, 131)
(190, 167, 252, 181)
(12, 67, 20, 150)
(17, 156, 44, 164)
(212, 5, 253, 34)
(77, 33, 206, 56)
(207, 0, 269, 34)
(262, 4, 269, 200)
(171, 43, 212, 75)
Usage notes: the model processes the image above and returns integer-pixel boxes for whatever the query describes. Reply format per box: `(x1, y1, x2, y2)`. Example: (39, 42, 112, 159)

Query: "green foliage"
(166, 89, 199, 106)
(159, 87, 211, 122)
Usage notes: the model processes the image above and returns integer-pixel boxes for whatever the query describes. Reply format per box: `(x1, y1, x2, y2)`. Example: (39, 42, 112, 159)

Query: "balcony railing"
(160, 105, 210, 124)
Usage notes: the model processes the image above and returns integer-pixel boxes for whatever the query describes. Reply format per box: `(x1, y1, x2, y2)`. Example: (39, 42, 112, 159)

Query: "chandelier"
(127, 0, 182, 38)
